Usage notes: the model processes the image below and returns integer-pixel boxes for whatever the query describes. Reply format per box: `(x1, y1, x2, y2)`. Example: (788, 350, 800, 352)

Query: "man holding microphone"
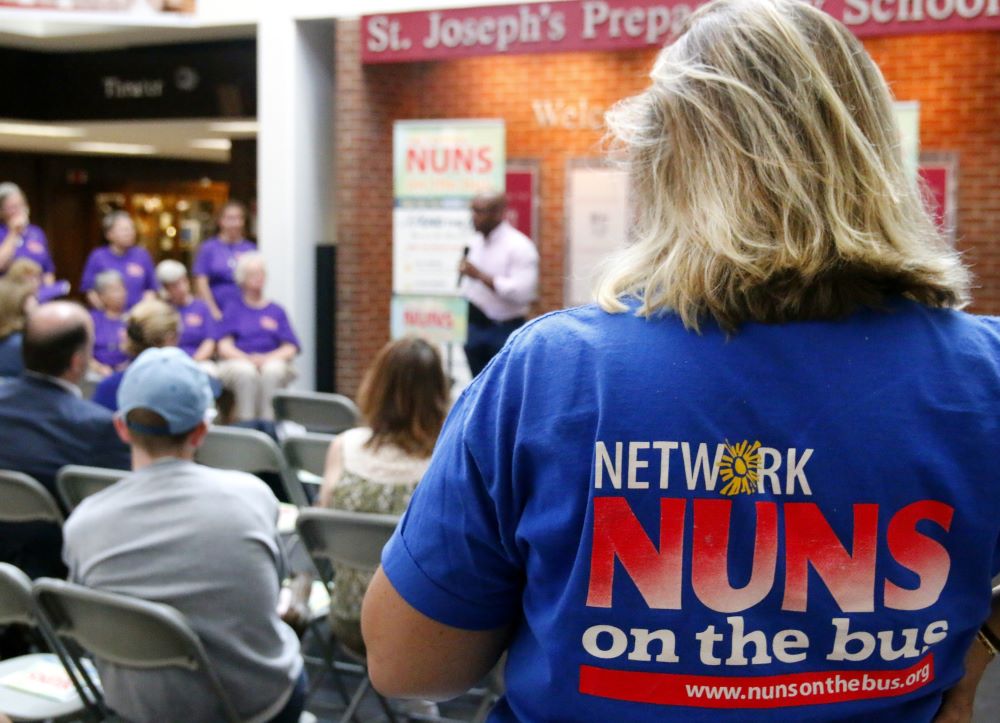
(458, 192, 539, 377)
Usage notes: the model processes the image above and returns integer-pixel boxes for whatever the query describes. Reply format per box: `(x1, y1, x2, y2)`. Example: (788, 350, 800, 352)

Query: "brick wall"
(333, 18, 1000, 392)
(865, 32, 1000, 312)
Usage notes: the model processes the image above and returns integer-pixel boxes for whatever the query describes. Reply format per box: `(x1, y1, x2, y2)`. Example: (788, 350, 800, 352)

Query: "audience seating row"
(0, 563, 330, 722)
(0, 429, 333, 523)
(0, 481, 396, 722)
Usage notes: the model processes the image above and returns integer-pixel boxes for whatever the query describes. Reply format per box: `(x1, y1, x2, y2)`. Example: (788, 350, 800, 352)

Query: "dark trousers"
(267, 670, 308, 723)
(464, 307, 526, 378)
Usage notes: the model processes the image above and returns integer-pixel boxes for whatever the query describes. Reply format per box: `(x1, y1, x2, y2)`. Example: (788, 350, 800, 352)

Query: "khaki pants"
(217, 358, 296, 421)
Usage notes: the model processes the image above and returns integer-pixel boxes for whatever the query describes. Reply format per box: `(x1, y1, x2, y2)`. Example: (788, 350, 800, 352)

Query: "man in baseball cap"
(115, 346, 214, 449)
(62, 347, 305, 721)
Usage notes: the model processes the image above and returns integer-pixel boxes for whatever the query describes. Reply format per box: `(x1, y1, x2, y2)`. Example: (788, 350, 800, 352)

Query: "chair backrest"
(273, 391, 360, 435)
(33, 578, 242, 723)
(78, 376, 98, 401)
(0, 469, 64, 524)
(56, 465, 124, 513)
(295, 508, 400, 577)
(282, 433, 335, 479)
(195, 426, 309, 507)
(0, 562, 34, 626)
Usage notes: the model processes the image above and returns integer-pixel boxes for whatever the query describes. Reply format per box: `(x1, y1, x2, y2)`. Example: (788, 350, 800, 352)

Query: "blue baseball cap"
(117, 347, 214, 435)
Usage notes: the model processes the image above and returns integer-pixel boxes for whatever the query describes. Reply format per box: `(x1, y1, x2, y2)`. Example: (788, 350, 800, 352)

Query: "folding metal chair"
(32, 578, 243, 723)
(283, 432, 335, 479)
(0, 470, 64, 524)
(296, 508, 400, 723)
(195, 426, 310, 508)
(56, 465, 124, 513)
(0, 563, 92, 721)
(273, 391, 360, 435)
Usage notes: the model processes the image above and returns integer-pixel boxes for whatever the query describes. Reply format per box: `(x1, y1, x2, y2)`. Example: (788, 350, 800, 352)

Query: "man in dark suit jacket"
(0, 301, 130, 580)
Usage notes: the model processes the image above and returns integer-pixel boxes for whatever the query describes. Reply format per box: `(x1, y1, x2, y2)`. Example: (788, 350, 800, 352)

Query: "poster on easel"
(392, 119, 506, 302)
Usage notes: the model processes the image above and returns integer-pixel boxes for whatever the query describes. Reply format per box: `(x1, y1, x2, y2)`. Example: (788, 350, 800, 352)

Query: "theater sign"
(362, 0, 1000, 63)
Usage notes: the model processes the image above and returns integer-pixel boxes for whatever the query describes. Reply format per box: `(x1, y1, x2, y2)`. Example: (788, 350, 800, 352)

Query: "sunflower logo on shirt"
(260, 316, 278, 331)
(719, 440, 761, 496)
(126, 262, 144, 278)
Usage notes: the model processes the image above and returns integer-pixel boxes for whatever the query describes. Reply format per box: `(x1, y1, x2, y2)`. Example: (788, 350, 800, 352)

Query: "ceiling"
(0, 118, 256, 163)
(0, 0, 545, 162)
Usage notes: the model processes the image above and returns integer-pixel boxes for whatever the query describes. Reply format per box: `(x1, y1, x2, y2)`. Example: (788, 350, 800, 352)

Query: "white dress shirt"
(461, 221, 539, 322)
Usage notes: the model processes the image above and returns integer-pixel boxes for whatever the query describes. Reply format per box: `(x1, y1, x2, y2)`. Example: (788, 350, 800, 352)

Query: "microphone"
(458, 246, 470, 286)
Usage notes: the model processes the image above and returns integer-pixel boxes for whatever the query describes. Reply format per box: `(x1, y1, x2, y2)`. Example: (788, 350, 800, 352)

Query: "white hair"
(156, 259, 188, 286)
(94, 269, 124, 294)
(234, 251, 265, 285)
(0, 182, 24, 210)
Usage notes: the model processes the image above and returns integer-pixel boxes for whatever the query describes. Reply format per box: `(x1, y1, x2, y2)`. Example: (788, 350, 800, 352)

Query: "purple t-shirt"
(175, 298, 216, 357)
(81, 245, 157, 310)
(193, 237, 256, 312)
(216, 299, 299, 355)
(90, 309, 128, 370)
(1, 223, 55, 275)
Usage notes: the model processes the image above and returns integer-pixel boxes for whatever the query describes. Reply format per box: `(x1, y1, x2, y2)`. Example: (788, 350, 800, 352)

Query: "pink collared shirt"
(461, 221, 539, 322)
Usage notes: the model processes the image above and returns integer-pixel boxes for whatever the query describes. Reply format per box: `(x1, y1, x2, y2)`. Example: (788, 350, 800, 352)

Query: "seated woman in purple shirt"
(155, 259, 217, 374)
(81, 211, 157, 311)
(89, 270, 129, 377)
(217, 252, 299, 422)
(193, 201, 256, 319)
(0, 182, 56, 286)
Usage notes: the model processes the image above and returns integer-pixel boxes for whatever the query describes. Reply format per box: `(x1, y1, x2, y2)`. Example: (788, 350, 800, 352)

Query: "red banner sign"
(362, 0, 1000, 64)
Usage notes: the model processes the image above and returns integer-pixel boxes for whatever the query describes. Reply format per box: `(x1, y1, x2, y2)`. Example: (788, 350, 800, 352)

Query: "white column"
(257, 9, 334, 391)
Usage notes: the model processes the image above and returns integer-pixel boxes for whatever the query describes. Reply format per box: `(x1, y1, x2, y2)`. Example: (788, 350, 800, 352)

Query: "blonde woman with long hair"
(362, 2, 999, 721)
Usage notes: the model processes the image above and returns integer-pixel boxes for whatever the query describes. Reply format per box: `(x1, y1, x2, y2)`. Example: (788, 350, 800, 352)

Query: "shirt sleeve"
(492, 235, 539, 306)
(381, 348, 525, 631)
(275, 306, 300, 350)
(80, 250, 100, 292)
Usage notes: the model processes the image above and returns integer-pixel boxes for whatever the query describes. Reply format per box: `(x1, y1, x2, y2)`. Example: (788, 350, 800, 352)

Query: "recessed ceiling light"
(0, 121, 85, 138)
(190, 138, 232, 151)
(208, 120, 258, 134)
(69, 142, 157, 155)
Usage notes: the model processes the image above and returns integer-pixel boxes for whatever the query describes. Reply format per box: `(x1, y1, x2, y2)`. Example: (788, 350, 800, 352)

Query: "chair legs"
(337, 676, 370, 723)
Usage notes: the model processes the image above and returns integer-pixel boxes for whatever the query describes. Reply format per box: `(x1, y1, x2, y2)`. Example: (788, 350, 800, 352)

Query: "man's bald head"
(471, 192, 507, 237)
(23, 301, 93, 381)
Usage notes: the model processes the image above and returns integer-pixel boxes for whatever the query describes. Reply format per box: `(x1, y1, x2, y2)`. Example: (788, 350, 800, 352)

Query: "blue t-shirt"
(382, 299, 1000, 722)
(92, 370, 125, 412)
